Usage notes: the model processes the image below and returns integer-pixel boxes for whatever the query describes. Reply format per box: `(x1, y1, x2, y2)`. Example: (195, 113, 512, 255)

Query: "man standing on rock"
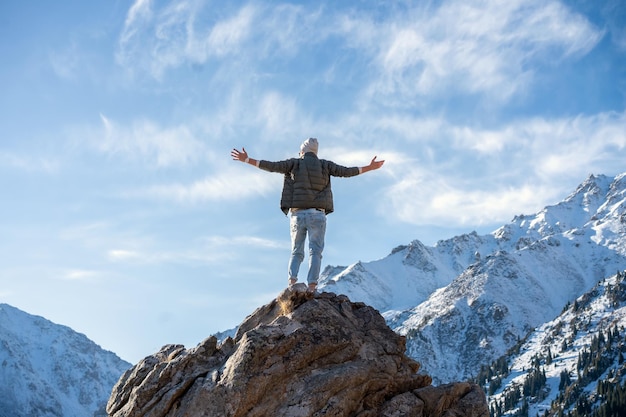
(231, 138, 384, 293)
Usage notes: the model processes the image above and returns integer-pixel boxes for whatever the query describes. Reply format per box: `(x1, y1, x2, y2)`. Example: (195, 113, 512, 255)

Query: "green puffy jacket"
(259, 152, 360, 215)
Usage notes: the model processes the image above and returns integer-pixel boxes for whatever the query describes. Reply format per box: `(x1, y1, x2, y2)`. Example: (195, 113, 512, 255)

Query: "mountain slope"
(0, 303, 131, 417)
(480, 270, 626, 416)
(318, 172, 626, 384)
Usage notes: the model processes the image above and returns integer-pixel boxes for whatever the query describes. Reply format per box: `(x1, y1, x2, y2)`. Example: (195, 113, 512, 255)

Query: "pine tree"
(547, 347, 553, 365)
(558, 370, 571, 390)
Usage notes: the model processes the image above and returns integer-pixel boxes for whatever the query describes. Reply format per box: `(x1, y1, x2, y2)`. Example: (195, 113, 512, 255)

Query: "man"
(231, 138, 384, 292)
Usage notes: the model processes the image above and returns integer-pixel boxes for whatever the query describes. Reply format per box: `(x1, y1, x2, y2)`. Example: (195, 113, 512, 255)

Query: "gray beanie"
(300, 137, 319, 155)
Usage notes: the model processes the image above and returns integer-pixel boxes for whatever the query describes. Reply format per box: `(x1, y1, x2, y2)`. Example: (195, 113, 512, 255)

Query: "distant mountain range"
(0, 304, 130, 417)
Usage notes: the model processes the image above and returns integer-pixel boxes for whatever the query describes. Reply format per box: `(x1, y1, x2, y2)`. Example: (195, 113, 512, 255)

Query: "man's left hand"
(362, 156, 385, 173)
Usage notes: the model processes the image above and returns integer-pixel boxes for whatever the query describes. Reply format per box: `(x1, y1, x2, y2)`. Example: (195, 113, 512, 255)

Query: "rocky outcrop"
(107, 285, 488, 417)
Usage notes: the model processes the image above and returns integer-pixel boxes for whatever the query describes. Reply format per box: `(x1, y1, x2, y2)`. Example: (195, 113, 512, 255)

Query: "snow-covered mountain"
(0, 303, 131, 417)
(318, 172, 626, 385)
(481, 270, 626, 416)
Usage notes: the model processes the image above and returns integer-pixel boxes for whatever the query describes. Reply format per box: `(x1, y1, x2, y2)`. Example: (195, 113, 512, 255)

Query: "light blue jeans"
(288, 209, 326, 285)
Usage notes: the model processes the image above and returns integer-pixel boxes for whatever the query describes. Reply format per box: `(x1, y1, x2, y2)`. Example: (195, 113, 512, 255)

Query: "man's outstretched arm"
(359, 156, 385, 174)
(231, 147, 260, 167)
(232, 148, 297, 174)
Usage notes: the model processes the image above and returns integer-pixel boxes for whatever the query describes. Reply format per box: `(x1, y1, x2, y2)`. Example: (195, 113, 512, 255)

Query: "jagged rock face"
(107, 286, 488, 417)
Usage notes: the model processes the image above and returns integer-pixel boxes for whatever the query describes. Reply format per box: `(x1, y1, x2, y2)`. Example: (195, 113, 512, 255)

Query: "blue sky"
(1, 0, 624, 363)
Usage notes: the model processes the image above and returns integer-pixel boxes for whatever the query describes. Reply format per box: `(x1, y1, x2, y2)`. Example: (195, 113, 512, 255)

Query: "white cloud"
(523, 111, 626, 179)
(108, 249, 142, 262)
(115, 0, 604, 108)
(319, 146, 402, 170)
(254, 3, 325, 57)
(125, 0, 153, 31)
(204, 4, 256, 58)
(116, 1, 322, 79)
(0, 152, 59, 173)
(92, 114, 206, 167)
(108, 0, 622, 230)
(365, 0, 603, 102)
(118, 0, 156, 72)
(382, 110, 626, 226)
(387, 170, 557, 226)
(62, 269, 100, 281)
(60, 222, 112, 242)
(106, 234, 285, 266)
(107, 247, 189, 264)
(255, 91, 303, 136)
(135, 168, 282, 203)
(48, 41, 81, 80)
(118, 0, 198, 78)
(451, 127, 510, 155)
(201, 235, 286, 250)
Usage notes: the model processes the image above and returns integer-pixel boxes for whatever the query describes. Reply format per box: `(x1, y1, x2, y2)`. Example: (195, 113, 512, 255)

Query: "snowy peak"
(319, 232, 496, 312)
(0, 304, 130, 417)
(565, 173, 610, 211)
(493, 173, 616, 245)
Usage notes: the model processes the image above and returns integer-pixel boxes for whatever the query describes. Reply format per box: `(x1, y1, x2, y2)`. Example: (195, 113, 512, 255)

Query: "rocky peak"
(106, 286, 488, 417)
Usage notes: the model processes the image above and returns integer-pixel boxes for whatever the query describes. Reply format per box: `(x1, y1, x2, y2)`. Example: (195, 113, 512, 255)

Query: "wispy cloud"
(133, 168, 281, 203)
(48, 41, 81, 80)
(201, 235, 287, 250)
(529, 111, 626, 179)
(0, 151, 59, 173)
(382, 110, 626, 226)
(80, 114, 206, 167)
(62, 222, 264, 267)
(387, 168, 559, 227)
(107, 234, 285, 265)
(109, 0, 619, 228)
(204, 4, 256, 58)
(602, 0, 626, 50)
(115, 0, 603, 113)
(117, 0, 155, 74)
(360, 0, 603, 103)
(116, 1, 324, 79)
(62, 269, 101, 281)
(255, 91, 305, 137)
(108, 249, 143, 262)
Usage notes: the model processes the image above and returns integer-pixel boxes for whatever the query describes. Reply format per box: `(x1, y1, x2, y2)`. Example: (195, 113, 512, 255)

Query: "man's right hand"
(231, 147, 248, 162)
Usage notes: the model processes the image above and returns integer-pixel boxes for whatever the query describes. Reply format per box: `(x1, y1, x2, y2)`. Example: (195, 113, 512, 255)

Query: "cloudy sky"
(1, 0, 625, 363)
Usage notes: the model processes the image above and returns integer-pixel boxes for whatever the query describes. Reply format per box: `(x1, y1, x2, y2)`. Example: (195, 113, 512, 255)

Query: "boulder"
(107, 285, 487, 417)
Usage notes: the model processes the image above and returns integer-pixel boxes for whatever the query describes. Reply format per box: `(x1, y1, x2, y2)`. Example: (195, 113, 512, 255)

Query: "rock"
(107, 287, 487, 417)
